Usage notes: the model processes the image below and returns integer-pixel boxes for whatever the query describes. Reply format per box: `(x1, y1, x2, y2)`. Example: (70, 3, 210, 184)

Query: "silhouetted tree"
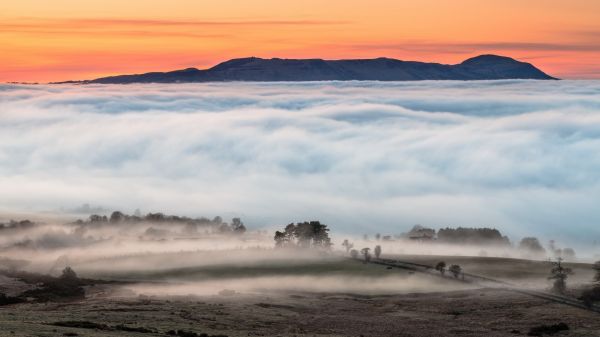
(109, 211, 126, 223)
(231, 218, 246, 234)
(274, 231, 286, 248)
(549, 258, 573, 294)
(350, 249, 359, 259)
(145, 212, 166, 222)
(374, 245, 382, 259)
(375, 233, 381, 241)
(449, 264, 462, 279)
(435, 261, 447, 276)
(60, 266, 79, 283)
(284, 223, 296, 244)
(361, 248, 371, 263)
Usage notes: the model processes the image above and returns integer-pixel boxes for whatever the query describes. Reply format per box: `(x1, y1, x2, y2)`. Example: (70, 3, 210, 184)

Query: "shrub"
(527, 322, 569, 336)
(449, 264, 462, 278)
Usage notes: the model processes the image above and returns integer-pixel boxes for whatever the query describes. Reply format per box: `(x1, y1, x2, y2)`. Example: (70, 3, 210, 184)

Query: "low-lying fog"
(1, 212, 597, 299)
(127, 274, 474, 297)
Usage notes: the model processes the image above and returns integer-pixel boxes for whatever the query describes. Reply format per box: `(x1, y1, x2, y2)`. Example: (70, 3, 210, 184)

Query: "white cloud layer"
(2, 80, 600, 243)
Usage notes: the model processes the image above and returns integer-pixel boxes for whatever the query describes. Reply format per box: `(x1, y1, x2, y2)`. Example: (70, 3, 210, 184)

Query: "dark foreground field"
(1, 256, 599, 337)
(2, 288, 600, 337)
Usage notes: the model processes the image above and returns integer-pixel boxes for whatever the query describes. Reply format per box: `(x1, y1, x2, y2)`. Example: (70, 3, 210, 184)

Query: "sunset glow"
(2, 0, 600, 82)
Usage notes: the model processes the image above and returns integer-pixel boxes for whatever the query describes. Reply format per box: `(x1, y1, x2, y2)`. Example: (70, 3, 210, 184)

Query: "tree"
(231, 218, 246, 234)
(579, 260, 600, 307)
(375, 233, 381, 241)
(60, 266, 79, 283)
(341, 240, 353, 253)
(274, 231, 286, 248)
(548, 258, 573, 294)
(374, 245, 382, 259)
(109, 211, 126, 223)
(435, 261, 447, 276)
(449, 264, 462, 279)
(361, 248, 371, 263)
(309, 221, 332, 248)
(518, 237, 546, 257)
(284, 223, 296, 244)
(350, 249, 359, 259)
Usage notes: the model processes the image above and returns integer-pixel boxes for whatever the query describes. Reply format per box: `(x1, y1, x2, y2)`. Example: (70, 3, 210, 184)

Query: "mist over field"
(2, 80, 600, 244)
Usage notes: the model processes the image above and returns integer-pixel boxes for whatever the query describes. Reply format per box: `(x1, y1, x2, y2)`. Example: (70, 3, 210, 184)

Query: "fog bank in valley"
(2, 80, 600, 243)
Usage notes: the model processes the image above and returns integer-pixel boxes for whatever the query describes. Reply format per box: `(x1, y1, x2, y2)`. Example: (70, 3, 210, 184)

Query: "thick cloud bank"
(1, 81, 600, 242)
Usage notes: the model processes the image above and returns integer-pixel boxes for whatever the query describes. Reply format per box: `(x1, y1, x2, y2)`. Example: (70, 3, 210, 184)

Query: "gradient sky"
(2, 0, 600, 82)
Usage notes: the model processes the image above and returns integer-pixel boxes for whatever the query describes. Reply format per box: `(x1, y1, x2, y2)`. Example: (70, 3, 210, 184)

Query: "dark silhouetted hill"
(70, 54, 556, 84)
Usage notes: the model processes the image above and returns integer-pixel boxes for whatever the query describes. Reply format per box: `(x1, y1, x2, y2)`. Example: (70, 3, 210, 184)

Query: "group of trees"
(548, 240, 576, 261)
(80, 211, 246, 234)
(437, 227, 510, 246)
(14, 266, 86, 302)
(357, 246, 381, 263)
(343, 239, 382, 263)
(0, 219, 35, 231)
(518, 237, 547, 257)
(435, 261, 463, 279)
(273, 221, 331, 249)
(364, 227, 582, 262)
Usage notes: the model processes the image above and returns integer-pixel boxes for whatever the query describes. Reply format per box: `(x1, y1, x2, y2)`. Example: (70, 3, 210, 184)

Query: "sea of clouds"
(2, 80, 600, 244)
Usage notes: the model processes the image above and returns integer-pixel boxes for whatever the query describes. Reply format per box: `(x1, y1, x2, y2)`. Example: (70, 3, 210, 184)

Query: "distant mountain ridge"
(73, 55, 557, 84)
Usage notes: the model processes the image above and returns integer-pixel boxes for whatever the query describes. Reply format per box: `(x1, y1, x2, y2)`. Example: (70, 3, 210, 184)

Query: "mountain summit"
(80, 54, 556, 84)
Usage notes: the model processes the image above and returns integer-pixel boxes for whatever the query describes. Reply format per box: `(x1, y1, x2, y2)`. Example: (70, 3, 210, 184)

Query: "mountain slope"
(82, 54, 556, 84)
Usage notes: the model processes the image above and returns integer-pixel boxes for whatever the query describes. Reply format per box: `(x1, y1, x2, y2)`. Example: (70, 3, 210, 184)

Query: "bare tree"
(435, 261, 446, 276)
(549, 257, 573, 294)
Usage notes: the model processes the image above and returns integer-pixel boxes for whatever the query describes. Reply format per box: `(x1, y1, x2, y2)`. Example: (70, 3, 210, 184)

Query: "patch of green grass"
(96, 258, 399, 281)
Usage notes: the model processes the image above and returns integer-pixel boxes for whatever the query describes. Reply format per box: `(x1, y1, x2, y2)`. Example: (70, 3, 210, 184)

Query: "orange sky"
(2, 0, 600, 82)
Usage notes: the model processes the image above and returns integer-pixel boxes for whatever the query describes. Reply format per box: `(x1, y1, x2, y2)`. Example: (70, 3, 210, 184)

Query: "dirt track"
(372, 257, 600, 313)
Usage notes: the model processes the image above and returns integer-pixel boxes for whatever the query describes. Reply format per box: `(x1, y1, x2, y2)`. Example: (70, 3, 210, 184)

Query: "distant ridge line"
(60, 54, 557, 84)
